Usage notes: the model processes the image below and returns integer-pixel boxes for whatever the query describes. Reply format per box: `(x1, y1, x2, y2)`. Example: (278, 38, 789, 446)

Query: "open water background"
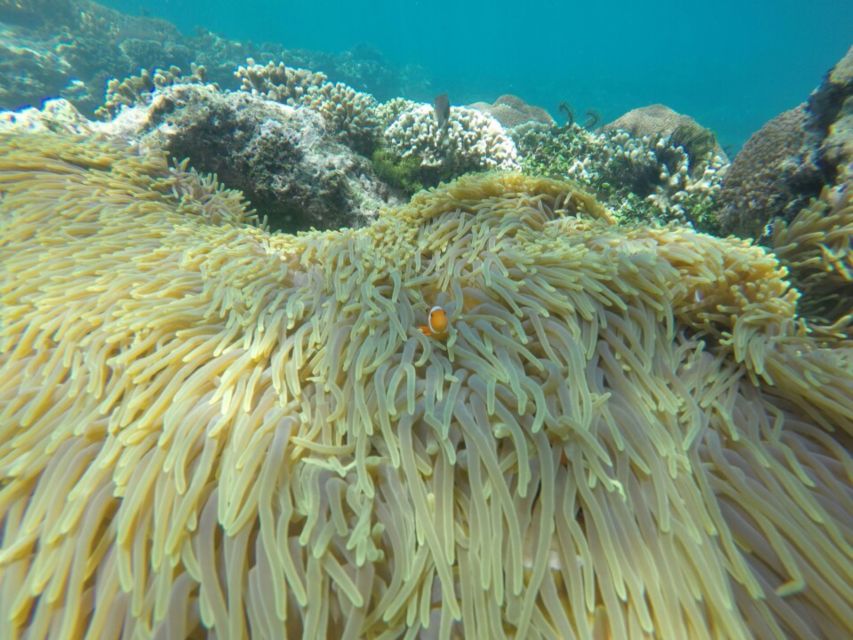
(101, 0, 852, 151)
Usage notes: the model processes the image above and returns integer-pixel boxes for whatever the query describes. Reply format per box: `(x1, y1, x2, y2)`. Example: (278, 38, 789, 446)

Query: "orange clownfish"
(419, 306, 449, 339)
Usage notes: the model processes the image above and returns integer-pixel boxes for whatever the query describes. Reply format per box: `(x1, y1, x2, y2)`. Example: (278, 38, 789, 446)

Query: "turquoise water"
(65, 1, 853, 150)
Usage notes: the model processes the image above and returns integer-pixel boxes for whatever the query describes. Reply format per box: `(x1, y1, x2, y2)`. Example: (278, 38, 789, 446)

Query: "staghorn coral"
(95, 63, 209, 120)
(235, 58, 328, 99)
(0, 130, 851, 639)
(375, 96, 418, 127)
(301, 81, 380, 154)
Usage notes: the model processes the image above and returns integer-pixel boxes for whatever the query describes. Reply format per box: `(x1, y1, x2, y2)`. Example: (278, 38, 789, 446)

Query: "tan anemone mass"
(772, 181, 853, 325)
(0, 131, 851, 639)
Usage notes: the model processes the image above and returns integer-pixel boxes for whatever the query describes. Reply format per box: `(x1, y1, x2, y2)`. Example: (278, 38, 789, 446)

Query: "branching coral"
(95, 63, 209, 120)
(515, 122, 727, 232)
(0, 130, 851, 639)
(234, 57, 331, 99)
(381, 102, 520, 186)
(235, 58, 380, 153)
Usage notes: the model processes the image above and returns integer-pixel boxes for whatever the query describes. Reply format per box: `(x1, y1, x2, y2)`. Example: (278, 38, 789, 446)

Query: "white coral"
(383, 103, 520, 172)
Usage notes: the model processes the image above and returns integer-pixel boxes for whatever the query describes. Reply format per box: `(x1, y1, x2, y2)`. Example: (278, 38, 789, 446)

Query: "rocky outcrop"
(1, 86, 400, 232)
(716, 106, 823, 238)
(811, 46, 853, 183)
(717, 46, 853, 239)
(113, 84, 398, 231)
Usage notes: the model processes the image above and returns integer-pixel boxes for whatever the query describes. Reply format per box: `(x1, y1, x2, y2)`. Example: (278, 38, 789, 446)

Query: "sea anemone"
(772, 182, 853, 325)
(0, 130, 850, 639)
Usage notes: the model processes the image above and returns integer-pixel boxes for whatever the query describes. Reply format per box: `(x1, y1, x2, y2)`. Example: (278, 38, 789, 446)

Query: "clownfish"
(419, 306, 449, 339)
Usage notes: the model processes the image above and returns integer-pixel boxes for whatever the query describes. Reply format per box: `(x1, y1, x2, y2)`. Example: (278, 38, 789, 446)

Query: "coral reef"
(0, 2, 421, 119)
(103, 83, 396, 231)
(95, 63, 209, 120)
(0, 0, 75, 29)
(718, 46, 853, 239)
(0, 21, 77, 109)
(468, 94, 556, 129)
(515, 122, 727, 231)
(235, 59, 380, 154)
(3, 58, 424, 229)
(716, 105, 823, 239)
(602, 104, 728, 164)
(0, 0, 194, 116)
(0, 129, 850, 639)
(380, 101, 520, 190)
(282, 43, 431, 103)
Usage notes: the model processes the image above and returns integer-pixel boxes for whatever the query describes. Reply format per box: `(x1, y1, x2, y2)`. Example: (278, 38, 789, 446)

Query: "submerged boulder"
(717, 45, 853, 239)
(716, 105, 822, 238)
(107, 84, 399, 231)
(812, 46, 853, 180)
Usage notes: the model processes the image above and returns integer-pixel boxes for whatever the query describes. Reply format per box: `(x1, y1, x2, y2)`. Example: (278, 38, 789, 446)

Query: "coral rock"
(108, 83, 397, 231)
(718, 46, 853, 239)
(468, 94, 555, 129)
(811, 46, 853, 180)
(602, 103, 727, 162)
(717, 105, 823, 238)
